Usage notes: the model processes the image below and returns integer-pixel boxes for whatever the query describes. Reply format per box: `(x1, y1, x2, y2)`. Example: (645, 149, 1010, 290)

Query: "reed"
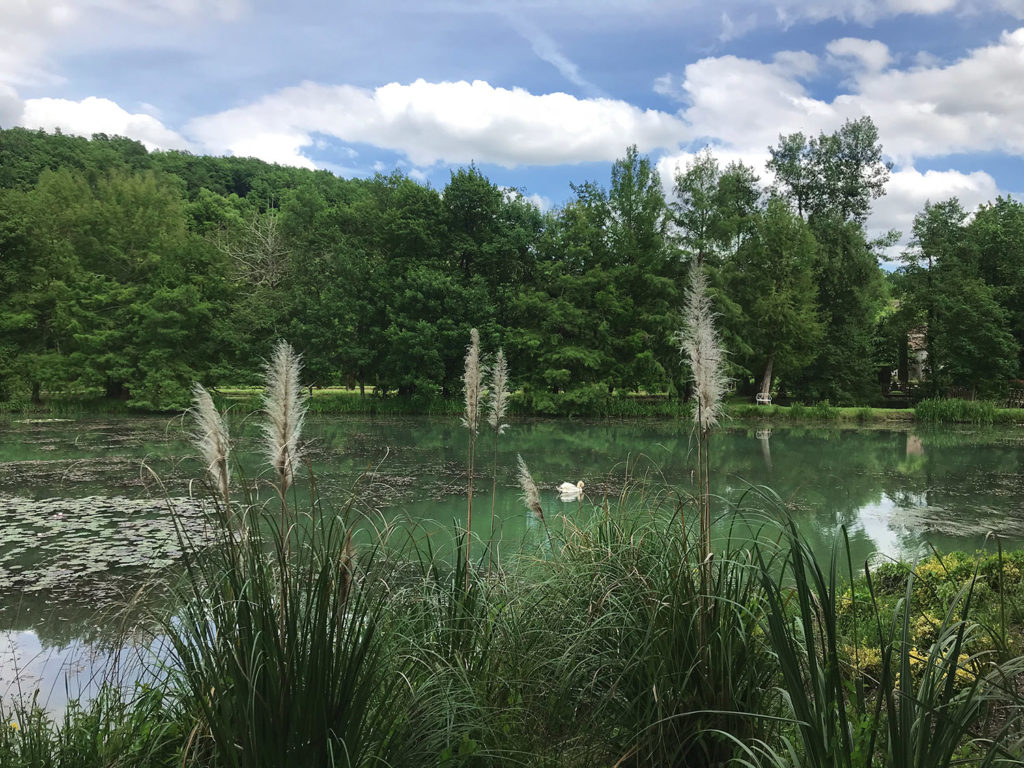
(462, 328, 483, 589)
(165, 344, 448, 767)
(517, 453, 551, 546)
(486, 348, 510, 572)
(677, 262, 727, 588)
(749, 520, 1024, 768)
(0, 685, 180, 768)
(916, 397, 1000, 425)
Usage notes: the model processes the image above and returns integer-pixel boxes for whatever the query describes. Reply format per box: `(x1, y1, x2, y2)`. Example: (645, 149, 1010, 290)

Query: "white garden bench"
(755, 392, 772, 405)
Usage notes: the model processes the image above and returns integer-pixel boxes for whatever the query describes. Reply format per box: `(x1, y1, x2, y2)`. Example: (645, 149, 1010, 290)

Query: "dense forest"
(1, 120, 1022, 411)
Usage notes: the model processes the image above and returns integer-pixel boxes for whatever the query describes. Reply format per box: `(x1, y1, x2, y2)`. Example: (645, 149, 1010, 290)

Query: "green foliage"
(539, 518, 779, 766)
(915, 398, 1003, 424)
(897, 197, 1022, 396)
(752, 523, 1024, 768)
(0, 685, 181, 767)
(3, 126, 1024, 410)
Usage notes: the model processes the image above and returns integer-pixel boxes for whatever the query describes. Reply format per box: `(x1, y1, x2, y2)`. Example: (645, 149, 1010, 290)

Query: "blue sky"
(2, 0, 1024, 252)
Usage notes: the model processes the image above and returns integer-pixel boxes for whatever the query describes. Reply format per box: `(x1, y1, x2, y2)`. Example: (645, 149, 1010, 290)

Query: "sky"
(3, 0, 1024, 256)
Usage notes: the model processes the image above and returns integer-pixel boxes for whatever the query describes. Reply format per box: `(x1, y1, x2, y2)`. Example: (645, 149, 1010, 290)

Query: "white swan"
(558, 480, 584, 499)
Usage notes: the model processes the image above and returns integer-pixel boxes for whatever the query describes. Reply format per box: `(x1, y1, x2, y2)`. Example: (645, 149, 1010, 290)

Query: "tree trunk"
(105, 380, 130, 400)
(758, 431, 772, 471)
(359, 381, 365, 398)
(759, 355, 774, 396)
(31, 381, 42, 405)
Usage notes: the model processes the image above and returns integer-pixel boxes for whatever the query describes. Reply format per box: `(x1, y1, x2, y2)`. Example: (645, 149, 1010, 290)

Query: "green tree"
(768, 116, 891, 225)
(962, 197, 1024, 376)
(605, 146, 677, 393)
(723, 196, 823, 396)
(769, 118, 890, 403)
(898, 197, 1021, 395)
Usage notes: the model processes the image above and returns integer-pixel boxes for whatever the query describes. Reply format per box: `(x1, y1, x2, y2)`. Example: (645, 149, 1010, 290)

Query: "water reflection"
(0, 630, 150, 715)
(3, 414, 1024, 706)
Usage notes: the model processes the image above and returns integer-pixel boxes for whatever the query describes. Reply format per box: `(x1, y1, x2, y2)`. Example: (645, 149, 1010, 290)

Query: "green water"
(1, 414, 1024, 707)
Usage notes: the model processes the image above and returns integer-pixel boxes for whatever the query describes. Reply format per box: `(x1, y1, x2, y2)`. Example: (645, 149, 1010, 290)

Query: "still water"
(1, 414, 1023, 706)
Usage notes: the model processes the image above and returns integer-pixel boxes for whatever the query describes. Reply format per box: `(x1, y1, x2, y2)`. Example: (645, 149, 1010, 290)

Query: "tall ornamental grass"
(677, 262, 727, 581)
(164, 341, 451, 768)
(528, 514, 780, 766)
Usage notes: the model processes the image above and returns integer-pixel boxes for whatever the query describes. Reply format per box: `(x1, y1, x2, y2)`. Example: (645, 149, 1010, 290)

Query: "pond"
(2, 413, 1024, 708)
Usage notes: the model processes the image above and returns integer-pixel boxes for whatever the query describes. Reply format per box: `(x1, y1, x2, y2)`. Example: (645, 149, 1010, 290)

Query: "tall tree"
(768, 117, 891, 225)
(605, 146, 677, 393)
(723, 196, 823, 396)
(769, 118, 890, 403)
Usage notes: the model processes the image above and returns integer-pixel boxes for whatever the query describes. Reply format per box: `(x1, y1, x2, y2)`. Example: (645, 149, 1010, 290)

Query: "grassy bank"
(5, 387, 1024, 424)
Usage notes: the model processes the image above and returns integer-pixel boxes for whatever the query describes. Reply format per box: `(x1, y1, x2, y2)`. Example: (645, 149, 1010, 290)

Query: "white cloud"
(663, 27, 1024, 167)
(886, 0, 957, 12)
(868, 167, 1002, 255)
(770, 0, 1010, 24)
(719, 11, 757, 42)
(0, 0, 246, 134)
(526, 192, 552, 210)
(656, 153, 1003, 251)
(508, 19, 602, 94)
(187, 79, 688, 168)
(473, 0, 1020, 25)
(19, 96, 189, 150)
(827, 38, 892, 72)
(676, 53, 833, 150)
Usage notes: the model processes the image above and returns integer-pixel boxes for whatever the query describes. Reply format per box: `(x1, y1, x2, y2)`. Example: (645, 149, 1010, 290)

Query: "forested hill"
(1, 122, 1022, 412)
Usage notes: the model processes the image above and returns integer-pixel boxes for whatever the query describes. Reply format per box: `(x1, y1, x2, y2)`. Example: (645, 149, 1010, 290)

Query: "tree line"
(1, 121, 1022, 411)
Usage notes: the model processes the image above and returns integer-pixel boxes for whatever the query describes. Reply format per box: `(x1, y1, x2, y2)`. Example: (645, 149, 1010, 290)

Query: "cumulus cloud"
(655, 157, 1004, 253)
(20, 97, 189, 150)
(827, 38, 893, 72)
(664, 27, 1024, 167)
(869, 167, 1002, 255)
(526, 192, 552, 210)
(186, 79, 688, 168)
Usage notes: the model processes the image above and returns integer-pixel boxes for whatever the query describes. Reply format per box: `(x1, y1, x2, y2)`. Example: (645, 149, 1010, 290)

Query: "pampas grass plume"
(678, 262, 727, 433)
(487, 348, 510, 435)
(263, 340, 306, 492)
(462, 328, 483, 433)
(190, 383, 230, 504)
(516, 454, 544, 523)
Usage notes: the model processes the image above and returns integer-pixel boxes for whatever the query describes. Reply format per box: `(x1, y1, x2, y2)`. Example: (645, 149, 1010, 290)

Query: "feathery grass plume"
(676, 262, 727, 610)
(677, 262, 727, 435)
(462, 328, 483, 589)
(486, 348, 510, 435)
(487, 348, 510, 573)
(516, 454, 551, 545)
(190, 383, 230, 507)
(263, 340, 306, 494)
(462, 328, 483, 433)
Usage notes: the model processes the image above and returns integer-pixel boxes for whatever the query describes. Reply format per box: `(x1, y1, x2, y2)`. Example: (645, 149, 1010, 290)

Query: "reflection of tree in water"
(6, 416, 1024, 644)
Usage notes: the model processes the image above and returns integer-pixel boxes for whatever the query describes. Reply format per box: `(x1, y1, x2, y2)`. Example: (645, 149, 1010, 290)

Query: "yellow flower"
(8, 721, 18, 731)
